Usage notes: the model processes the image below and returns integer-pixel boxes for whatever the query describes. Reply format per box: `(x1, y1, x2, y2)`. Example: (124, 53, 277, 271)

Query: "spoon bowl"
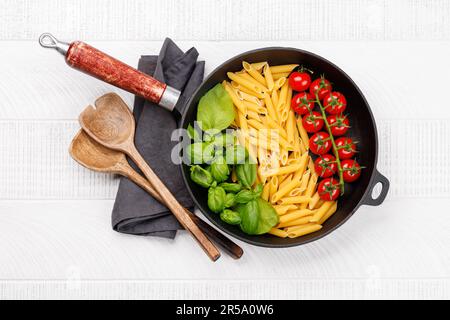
(79, 93, 134, 148)
(69, 130, 127, 173)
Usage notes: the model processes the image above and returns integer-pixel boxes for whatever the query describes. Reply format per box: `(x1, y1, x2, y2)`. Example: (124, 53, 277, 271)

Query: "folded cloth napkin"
(112, 38, 205, 239)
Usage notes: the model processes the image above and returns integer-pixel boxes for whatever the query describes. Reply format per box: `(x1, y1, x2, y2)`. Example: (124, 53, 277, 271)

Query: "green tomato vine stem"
(314, 93, 345, 194)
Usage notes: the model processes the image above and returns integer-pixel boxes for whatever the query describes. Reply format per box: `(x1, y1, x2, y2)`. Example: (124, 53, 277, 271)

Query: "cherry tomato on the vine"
(314, 154, 337, 178)
(289, 71, 311, 92)
(310, 77, 332, 100)
(341, 159, 362, 183)
(323, 91, 347, 114)
(302, 111, 324, 133)
(327, 114, 349, 136)
(318, 178, 341, 201)
(309, 131, 332, 155)
(335, 137, 356, 159)
(291, 92, 315, 115)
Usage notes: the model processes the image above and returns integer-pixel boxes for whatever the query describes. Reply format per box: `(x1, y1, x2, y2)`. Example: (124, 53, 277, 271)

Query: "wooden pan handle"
(66, 41, 167, 104)
(123, 166, 243, 259)
(126, 146, 221, 261)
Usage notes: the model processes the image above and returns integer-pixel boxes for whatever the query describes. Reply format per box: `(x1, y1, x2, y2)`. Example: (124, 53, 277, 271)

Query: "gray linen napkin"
(112, 38, 204, 239)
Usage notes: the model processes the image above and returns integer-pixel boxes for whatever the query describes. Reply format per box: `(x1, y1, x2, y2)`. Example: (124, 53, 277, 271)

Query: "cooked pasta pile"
(222, 62, 338, 238)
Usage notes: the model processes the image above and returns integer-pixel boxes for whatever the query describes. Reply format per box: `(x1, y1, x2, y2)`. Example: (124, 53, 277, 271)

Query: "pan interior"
(180, 48, 378, 247)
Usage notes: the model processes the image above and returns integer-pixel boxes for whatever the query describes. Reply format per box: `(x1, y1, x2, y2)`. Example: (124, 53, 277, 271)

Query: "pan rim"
(179, 46, 380, 248)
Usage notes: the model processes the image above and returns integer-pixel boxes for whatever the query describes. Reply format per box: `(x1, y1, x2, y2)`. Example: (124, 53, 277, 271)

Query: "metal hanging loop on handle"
(39, 33, 70, 56)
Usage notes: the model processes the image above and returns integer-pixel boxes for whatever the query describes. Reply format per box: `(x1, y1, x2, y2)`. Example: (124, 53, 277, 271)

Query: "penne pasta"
(277, 196, 312, 205)
(296, 116, 310, 150)
(269, 64, 299, 74)
(308, 191, 321, 209)
(277, 215, 312, 228)
(309, 201, 334, 223)
(261, 181, 271, 201)
(318, 201, 338, 225)
(251, 61, 267, 71)
(273, 204, 298, 215)
(263, 63, 275, 92)
(264, 93, 279, 123)
(269, 228, 288, 238)
(227, 72, 265, 95)
(272, 72, 290, 80)
(278, 209, 316, 224)
(264, 162, 301, 177)
(286, 223, 322, 238)
(269, 176, 279, 201)
(289, 187, 305, 197)
(222, 81, 247, 115)
(243, 61, 267, 86)
(286, 109, 296, 145)
(239, 72, 269, 92)
(273, 77, 286, 91)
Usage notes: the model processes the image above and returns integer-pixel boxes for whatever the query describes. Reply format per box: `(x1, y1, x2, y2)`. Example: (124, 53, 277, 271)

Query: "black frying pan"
(180, 48, 389, 247)
(40, 35, 389, 247)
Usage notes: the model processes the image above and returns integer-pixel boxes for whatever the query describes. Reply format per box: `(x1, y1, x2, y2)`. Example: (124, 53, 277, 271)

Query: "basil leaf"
(213, 133, 236, 148)
(254, 198, 279, 234)
(210, 156, 230, 183)
(197, 84, 235, 131)
(224, 193, 236, 208)
(225, 145, 248, 164)
(187, 124, 201, 142)
(235, 200, 260, 235)
(236, 160, 257, 188)
(207, 186, 226, 213)
(220, 209, 241, 225)
(186, 142, 215, 164)
(253, 184, 263, 197)
(234, 189, 255, 204)
(190, 165, 213, 188)
(219, 182, 242, 193)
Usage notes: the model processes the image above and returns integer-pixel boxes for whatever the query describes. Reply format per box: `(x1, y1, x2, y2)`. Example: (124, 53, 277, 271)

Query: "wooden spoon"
(69, 129, 243, 259)
(78, 93, 220, 261)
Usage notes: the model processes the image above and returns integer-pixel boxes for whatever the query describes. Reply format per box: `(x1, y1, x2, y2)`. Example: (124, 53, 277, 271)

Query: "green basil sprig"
(190, 165, 213, 188)
(219, 182, 242, 193)
(220, 209, 241, 225)
(235, 160, 257, 189)
(207, 185, 226, 213)
(197, 84, 235, 132)
(210, 156, 230, 183)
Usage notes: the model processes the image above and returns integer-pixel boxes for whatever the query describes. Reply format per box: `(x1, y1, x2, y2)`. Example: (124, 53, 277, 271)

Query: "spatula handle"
(123, 166, 243, 259)
(127, 147, 221, 262)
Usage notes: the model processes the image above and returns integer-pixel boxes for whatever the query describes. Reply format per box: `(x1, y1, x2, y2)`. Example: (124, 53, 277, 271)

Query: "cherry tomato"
(327, 114, 349, 136)
(291, 92, 315, 115)
(318, 178, 341, 201)
(289, 71, 311, 92)
(302, 111, 324, 133)
(309, 131, 332, 155)
(323, 92, 347, 114)
(341, 159, 362, 183)
(314, 154, 337, 178)
(335, 137, 356, 159)
(309, 77, 332, 100)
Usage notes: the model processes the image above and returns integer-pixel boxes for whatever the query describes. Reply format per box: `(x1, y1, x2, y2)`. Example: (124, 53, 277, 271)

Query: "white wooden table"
(1, 0, 449, 299)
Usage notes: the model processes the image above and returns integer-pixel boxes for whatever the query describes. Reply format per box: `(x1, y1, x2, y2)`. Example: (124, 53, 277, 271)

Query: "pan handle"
(39, 33, 180, 112)
(361, 169, 389, 206)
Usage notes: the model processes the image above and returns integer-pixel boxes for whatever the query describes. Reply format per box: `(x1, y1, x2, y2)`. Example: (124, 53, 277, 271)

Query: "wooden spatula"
(69, 129, 243, 259)
(78, 93, 220, 261)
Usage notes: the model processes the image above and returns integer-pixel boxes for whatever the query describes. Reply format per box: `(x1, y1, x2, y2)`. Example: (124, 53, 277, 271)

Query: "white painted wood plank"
(1, 119, 449, 199)
(0, 41, 449, 120)
(0, 199, 448, 284)
(1, 279, 449, 300)
(1, 0, 449, 41)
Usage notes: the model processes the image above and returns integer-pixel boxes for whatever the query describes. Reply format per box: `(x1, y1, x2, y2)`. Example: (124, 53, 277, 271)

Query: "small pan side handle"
(361, 169, 390, 206)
